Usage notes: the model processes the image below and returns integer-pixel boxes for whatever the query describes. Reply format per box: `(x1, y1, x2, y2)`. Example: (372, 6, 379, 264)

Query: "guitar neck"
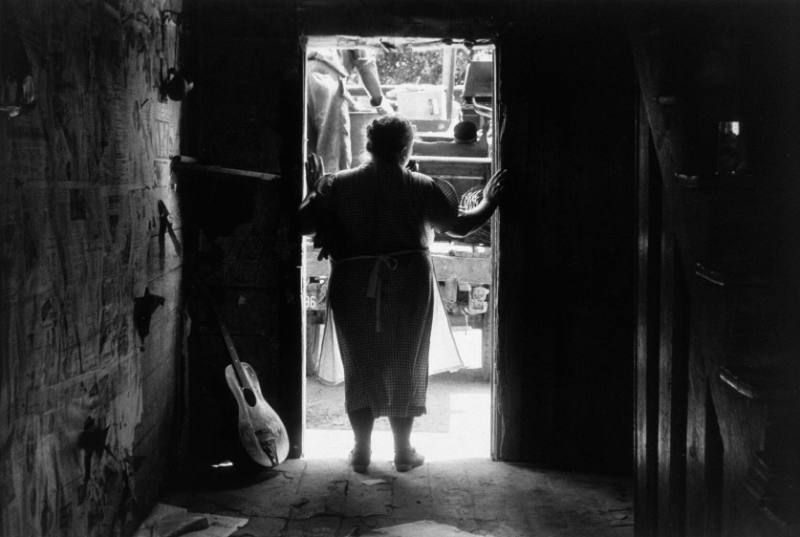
(199, 286, 254, 391)
(214, 309, 252, 391)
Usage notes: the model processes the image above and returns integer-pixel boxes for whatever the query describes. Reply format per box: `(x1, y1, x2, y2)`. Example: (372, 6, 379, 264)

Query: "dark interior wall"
(178, 0, 305, 464)
(632, 5, 800, 536)
(496, 8, 636, 473)
(0, 0, 184, 535)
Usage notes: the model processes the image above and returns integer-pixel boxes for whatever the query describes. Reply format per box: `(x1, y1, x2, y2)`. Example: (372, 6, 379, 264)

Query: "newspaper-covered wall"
(0, 1, 183, 535)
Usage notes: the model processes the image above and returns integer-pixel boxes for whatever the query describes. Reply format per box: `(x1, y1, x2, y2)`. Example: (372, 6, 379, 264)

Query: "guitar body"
(224, 362, 290, 467)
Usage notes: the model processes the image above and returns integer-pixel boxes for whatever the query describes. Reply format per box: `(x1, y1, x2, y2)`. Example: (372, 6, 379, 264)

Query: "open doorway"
(301, 36, 498, 463)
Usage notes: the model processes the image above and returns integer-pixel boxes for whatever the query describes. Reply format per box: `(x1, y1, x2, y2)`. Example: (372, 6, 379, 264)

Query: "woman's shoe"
(394, 447, 425, 472)
(349, 447, 371, 473)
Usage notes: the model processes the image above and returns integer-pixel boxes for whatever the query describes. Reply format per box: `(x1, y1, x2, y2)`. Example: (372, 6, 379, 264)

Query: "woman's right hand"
(305, 153, 324, 192)
(482, 169, 509, 206)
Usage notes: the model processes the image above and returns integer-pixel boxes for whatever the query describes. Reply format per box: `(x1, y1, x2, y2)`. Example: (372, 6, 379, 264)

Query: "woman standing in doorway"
(299, 116, 507, 472)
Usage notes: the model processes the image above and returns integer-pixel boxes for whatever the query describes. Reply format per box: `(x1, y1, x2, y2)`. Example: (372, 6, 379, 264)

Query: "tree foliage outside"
(348, 45, 472, 86)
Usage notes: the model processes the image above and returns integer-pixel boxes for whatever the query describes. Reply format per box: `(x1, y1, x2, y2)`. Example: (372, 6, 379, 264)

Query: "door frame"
(298, 35, 502, 459)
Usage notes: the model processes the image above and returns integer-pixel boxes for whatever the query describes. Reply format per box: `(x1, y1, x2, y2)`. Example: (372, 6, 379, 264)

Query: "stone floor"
(161, 373, 632, 536)
(163, 457, 633, 537)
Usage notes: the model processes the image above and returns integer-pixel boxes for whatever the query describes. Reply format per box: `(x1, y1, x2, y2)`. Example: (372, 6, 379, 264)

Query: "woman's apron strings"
(333, 249, 428, 333)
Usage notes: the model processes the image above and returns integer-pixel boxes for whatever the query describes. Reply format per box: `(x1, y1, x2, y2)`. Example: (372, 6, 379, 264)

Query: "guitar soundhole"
(243, 388, 257, 407)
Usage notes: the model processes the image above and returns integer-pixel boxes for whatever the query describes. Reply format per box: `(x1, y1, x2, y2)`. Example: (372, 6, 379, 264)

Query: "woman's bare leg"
(390, 417, 424, 471)
(348, 407, 374, 472)
(389, 417, 413, 451)
(348, 407, 374, 448)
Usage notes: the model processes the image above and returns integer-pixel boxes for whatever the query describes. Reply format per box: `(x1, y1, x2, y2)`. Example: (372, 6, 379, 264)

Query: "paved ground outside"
(307, 371, 490, 432)
(306, 370, 492, 463)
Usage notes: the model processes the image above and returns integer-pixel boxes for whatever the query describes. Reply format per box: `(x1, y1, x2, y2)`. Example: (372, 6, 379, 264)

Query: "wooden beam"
(172, 157, 280, 183)
(411, 155, 492, 164)
(635, 94, 661, 537)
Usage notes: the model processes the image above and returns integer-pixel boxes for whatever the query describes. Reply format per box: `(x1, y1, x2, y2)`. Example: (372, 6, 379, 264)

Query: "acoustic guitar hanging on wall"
(207, 294, 290, 467)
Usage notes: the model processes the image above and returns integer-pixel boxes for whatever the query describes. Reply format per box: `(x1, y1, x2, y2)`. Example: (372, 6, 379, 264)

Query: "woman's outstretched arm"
(443, 168, 508, 238)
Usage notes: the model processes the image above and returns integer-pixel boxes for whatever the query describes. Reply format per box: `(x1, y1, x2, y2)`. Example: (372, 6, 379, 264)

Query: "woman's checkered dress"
(314, 161, 457, 417)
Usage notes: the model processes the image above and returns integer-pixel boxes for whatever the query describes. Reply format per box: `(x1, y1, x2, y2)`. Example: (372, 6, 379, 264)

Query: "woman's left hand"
(483, 169, 509, 206)
(305, 153, 324, 192)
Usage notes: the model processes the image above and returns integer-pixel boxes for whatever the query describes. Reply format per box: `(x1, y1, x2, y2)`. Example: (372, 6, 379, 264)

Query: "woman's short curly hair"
(365, 115, 415, 164)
